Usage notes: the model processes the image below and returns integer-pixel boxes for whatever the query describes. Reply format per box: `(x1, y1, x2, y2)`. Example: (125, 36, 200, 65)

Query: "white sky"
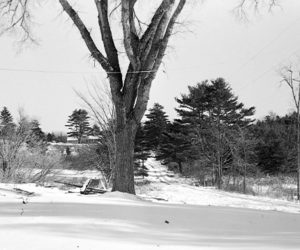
(0, 0, 300, 133)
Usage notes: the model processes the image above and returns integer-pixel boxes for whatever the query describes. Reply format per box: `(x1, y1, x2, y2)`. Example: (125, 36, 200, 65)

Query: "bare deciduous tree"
(0, 0, 187, 193)
(76, 82, 116, 188)
(0, 111, 57, 183)
(234, 0, 280, 20)
(0, 112, 31, 179)
(280, 65, 300, 200)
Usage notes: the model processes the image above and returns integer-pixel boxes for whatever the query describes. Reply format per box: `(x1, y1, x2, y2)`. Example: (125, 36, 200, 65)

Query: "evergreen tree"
(253, 113, 297, 174)
(144, 103, 169, 152)
(27, 120, 46, 149)
(53, 133, 67, 143)
(0, 107, 15, 136)
(46, 133, 55, 142)
(256, 135, 285, 174)
(65, 109, 91, 143)
(30, 120, 45, 141)
(0, 107, 13, 125)
(156, 120, 193, 173)
(175, 78, 255, 188)
(90, 124, 101, 137)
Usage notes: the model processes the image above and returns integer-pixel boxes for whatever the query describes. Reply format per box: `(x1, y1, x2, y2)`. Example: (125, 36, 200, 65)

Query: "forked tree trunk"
(112, 120, 137, 194)
(57, 0, 187, 195)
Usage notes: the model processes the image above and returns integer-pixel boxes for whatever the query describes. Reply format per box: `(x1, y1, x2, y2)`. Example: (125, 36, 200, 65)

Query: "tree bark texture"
(112, 121, 137, 194)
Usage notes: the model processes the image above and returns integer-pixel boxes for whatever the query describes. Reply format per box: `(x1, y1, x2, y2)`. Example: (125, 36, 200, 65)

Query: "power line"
(0, 64, 222, 75)
(236, 47, 300, 92)
(0, 66, 162, 75)
(229, 16, 300, 79)
(0, 67, 100, 75)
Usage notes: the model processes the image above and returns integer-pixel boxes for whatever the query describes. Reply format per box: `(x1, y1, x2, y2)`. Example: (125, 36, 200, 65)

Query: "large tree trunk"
(112, 120, 137, 194)
(57, 0, 187, 195)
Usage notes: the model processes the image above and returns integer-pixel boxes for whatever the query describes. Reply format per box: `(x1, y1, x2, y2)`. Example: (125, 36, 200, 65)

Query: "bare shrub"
(76, 82, 116, 188)
(19, 150, 64, 183)
(250, 175, 298, 201)
(0, 112, 62, 183)
(0, 112, 32, 181)
(222, 177, 256, 196)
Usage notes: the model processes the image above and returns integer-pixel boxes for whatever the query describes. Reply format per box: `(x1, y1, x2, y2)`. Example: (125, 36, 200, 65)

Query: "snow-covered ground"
(136, 158, 300, 214)
(1, 158, 300, 249)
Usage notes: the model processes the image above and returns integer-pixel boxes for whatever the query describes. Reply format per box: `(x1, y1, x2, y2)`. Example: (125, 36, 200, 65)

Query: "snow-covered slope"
(136, 158, 300, 214)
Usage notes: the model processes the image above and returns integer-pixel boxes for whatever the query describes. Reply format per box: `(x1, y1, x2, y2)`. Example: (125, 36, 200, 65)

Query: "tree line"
(1, 77, 297, 193)
(134, 78, 299, 192)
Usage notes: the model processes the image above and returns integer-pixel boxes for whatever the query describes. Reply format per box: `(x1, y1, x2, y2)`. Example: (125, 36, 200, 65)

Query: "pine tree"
(46, 133, 55, 142)
(30, 120, 45, 141)
(156, 120, 193, 174)
(144, 103, 169, 152)
(27, 120, 46, 149)
(175, 78, 255, 188)
(256, 136, 285, 174)
(0, 107, 15, 136)
(0, 107, 13, 125)
(253, 113, 297, 174)
(90, 124, 101, 137)
(66, 109, 91, 143)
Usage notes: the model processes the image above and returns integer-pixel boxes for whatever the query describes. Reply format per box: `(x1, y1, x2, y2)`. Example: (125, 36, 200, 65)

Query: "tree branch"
(59, 0, 112, 72)
(147, 0, 186, 82)
(123, 0, 176, 117)
(139, 0, 172, 52)
(121, 0, 140, 69)
(94, 0, 121, 73)
(0, 0, 35, 43)
(234, 0, 280, 20)
(280, 66, 300, 110)
(142, 1, 175, 70)
(132, 0, 186, 122)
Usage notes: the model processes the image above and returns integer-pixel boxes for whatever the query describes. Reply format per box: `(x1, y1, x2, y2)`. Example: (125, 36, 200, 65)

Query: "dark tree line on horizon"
(134, 78, 299, 193)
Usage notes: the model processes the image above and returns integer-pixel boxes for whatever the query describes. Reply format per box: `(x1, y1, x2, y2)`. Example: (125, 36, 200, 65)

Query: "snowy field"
(1, 158, 300, 249)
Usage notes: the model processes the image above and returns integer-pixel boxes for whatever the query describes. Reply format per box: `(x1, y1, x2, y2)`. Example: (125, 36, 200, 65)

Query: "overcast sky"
(1, 0, 300, 133)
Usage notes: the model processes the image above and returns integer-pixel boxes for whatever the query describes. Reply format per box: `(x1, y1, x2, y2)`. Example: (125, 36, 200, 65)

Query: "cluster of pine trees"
(0, 107, 45, 144)
(134, 78, 298, 188)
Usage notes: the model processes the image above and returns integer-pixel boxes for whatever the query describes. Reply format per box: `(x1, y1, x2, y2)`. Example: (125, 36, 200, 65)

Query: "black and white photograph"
(0, 0, 300, 249)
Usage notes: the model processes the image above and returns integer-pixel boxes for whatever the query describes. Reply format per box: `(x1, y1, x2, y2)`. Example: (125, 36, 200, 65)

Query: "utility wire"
(0, 67, 100, 75)
(1, 17, 300, 78)
(235, 47, 300, 92)
(0, 66, 161, 75)
(229, 16, 300, 79)
(0, 64, 223, 75)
